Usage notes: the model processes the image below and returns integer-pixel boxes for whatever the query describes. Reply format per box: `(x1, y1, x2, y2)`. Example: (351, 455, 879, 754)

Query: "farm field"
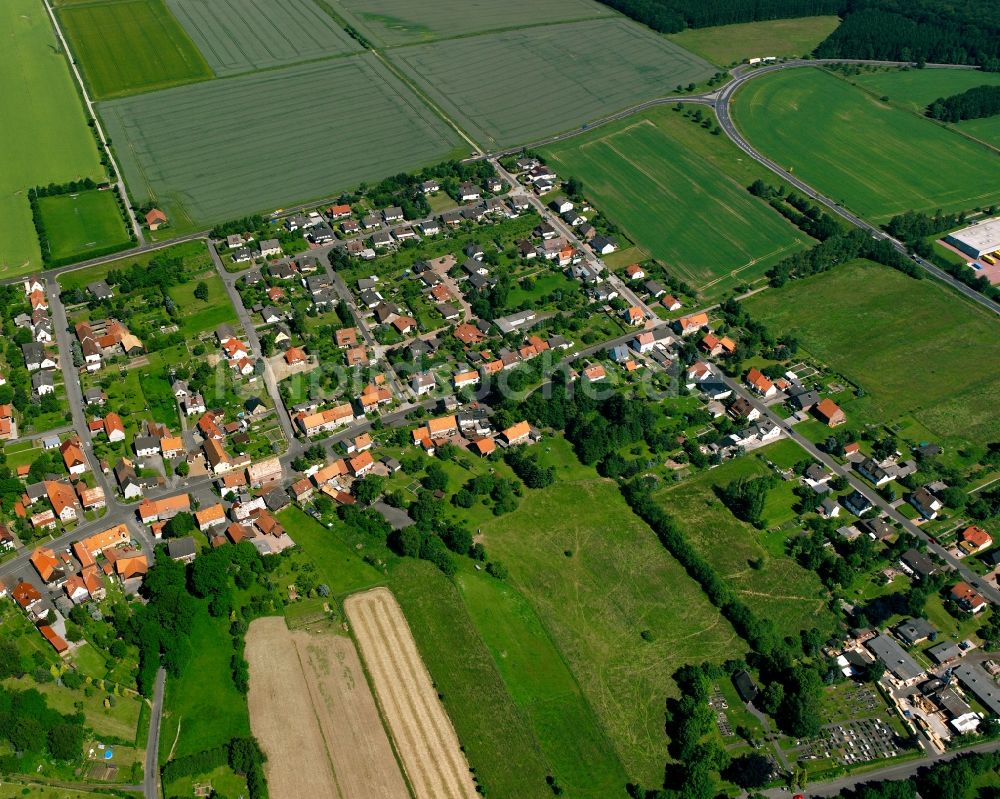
(542, 106, 810, 295)
(35, 189, 130, 262)
(100, 55, 462, 230)
(57, 0, 211, 99)
(744, 259, 1000, 451)
(345, 588, 478, 799)
(390, 18, 714, 149)
(456, 566, 628, 799)
(477, 439, 747, 783)
(388, 560, 554, 799)
(666, 15, 841, 66)
(0, 0, 105, 276)
(850, 67, 1000, 148)
(164, 0, 361, 76)
(246, 617, 408, 799)
(330, 0, 613, 47)
(654, 449, 836, 637)
(733, 67, 1000, 222)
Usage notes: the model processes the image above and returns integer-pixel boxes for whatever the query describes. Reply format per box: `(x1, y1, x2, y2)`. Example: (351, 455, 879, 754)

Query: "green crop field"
(744, 259, 1000, 451)
(0, 0, 105, 277)
(330, 0, 613, 47)
(390, 18, 714, 149)
(36, 189, 130, 262)
(851, 67, 1000, 149)
(58, 0, 211, 99)
(477, 439, 746, 784)
(456, 566, 629, 798)
(733, 67, 1000, 222)
(100, 55, 462, 230)
(389, 560, 555, 799)
(165, 0, 361, 75)
(666, 16, 840, 66)
(542, 106, 810, 295)
(654, 452, 836, 637)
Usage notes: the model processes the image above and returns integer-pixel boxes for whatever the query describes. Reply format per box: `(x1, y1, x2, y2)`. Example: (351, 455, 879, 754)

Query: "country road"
(145, 667, 166, 799)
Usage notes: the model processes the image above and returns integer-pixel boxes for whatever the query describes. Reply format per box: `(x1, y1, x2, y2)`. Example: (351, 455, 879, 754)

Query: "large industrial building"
(944, 217, 1000, 260)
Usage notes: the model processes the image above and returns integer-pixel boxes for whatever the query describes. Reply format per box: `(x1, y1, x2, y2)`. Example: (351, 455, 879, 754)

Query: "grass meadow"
(744, 259, 1000, 452)
(477, 438, 746, 784)
(654, 451, 836, 637)
(58, 239, 210, 291)
(542, 106, 810, 296)
(851, 67, 1000, 149)
(100, 54, 463, 230)
(456, 565, 629, 799)
(666, 16, 841, 66)
(164, 0, 361, 76)
(390, 18, 714, 149)
(36, 189, 130, 262)
(166, 269, 238, 336)
(0, 0, 104, 277)
(389, 560, 555, 799)
(733, 67, 1000, 222)
(57, 0, 211, 99)
(330, 0, 613, 47)
(160, 611, 250, 762)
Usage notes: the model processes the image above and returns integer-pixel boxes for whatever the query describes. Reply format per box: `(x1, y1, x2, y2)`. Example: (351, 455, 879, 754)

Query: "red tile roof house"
(951, 581, 988, 613)
(813, 398, 846, 427)
(744, 368, 776, 398)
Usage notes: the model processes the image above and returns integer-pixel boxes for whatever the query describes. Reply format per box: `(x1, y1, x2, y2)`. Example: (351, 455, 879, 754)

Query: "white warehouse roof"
(945, 217, 1000, 258)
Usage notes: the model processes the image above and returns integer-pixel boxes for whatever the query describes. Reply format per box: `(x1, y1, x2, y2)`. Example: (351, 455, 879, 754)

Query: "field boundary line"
(41, 0, 144, 244)
(292, 636, 348, 799)
(370, 50, 482, 155)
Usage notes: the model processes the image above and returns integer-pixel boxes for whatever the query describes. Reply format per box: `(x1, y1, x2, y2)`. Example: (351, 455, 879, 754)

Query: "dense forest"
(600, 0, 1000, 68)
(928, 84, 1000, 121)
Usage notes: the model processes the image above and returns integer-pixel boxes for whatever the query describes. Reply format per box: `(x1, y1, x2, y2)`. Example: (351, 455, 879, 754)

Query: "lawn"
(456, 565, 629, 799)
(330, 0, 613, 47)
(733, 67, 1000, 222)
(275, 506, 384, 597)
(35, 189, 130, 263)
(58, 239, 210, 291)
(164, 0, 361, 76)
(475, 438, 747, 784)
(542, 106, 810, 295)
(666, 15, 841, 66)
(160, 611, 250, 762)
(5, 675, 141, 742)
(166, 270, 238, 337)
(388, 559, 554, 799)
(744, 259, 1000, 451)
(58, 0, 211, 99)
(100, 54, 463, 231)
(0, 0, 105, 276)
(389, 18, 714, 149)
(654, 450, 836, 638)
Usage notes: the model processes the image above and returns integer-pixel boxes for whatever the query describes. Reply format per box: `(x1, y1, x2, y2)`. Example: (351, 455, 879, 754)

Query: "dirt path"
(345, 588, 478, 799)
(246, 617, 410, 799)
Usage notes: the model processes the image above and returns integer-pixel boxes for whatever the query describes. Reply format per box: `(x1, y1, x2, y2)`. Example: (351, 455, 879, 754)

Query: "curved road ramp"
(245, 616, 409, 799)
(345, 587, 479, 799)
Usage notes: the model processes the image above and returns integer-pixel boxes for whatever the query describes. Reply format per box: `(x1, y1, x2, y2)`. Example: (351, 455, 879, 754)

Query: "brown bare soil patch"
(345, 587, 477, 799)
(245, 616, 408, 799)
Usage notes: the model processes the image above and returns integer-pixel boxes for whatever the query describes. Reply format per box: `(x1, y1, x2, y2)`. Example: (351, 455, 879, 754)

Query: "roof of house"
(167, 537, 197, 559)
(961, 525, 992, 549)
(503, 421, 531, 442)
(195, 504, 226, 527)
(814, 398, 843, 421)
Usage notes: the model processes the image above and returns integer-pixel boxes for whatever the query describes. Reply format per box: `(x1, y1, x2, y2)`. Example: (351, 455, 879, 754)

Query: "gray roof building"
(955, 663, 1000, 716)
(865, 634, 924, 683)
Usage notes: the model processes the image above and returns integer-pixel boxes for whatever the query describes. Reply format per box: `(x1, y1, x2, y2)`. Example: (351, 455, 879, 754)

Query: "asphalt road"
(145, 667, 166, 799)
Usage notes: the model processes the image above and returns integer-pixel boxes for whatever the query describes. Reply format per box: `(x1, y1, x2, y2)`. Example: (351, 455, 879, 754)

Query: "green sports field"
(744, 259, 1000, 451)
(0, 0, 105, 277)
(478, 439, 746, 783)
(330, 0, 613, 47)
(389, 18, 715, 149)
(165, 0, 361, 75)
(100, 54, 463, 229)
(733, 67, 1000, 222)
(58, 0, 211, 99)
(851, 67, 1000, 149)
(666, 15, 840, 67)
(654, 452, 836, 637)
(36, 189, 130, 262)
(542, 106, 810, 295)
